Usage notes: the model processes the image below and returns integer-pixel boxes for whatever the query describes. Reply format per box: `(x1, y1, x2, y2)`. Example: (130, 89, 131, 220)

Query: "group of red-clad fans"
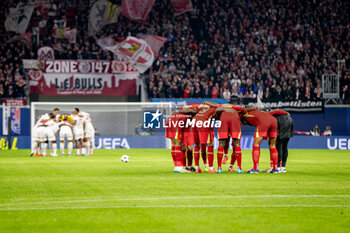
(166, 101, 289, 174)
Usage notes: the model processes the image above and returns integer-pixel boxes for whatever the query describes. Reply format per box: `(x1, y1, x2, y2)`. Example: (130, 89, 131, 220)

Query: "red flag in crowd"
(170, 0, 193, 16)
(121, 0, 155, 23)
(7, 32, 32, 49)
(142, 35, 167, 56)
(64, 28, 77, 44)
(106, 36, 154, 73)
(52, 44, 66, 52)
(36, 0, 50, 19)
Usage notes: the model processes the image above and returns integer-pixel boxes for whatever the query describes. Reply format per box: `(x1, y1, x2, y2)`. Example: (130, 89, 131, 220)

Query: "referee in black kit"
(274, 113, 294, 173)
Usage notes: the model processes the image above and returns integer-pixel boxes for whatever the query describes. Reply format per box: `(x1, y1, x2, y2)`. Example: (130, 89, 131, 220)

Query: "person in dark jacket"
(274, 114, 294, 173)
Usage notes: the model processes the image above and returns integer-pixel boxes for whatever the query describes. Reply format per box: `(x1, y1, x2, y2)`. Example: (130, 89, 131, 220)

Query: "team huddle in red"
(165, 101, 289, 174)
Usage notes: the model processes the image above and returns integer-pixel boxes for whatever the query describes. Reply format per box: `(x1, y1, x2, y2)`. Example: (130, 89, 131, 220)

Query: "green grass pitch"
(0, 149, 349, 233)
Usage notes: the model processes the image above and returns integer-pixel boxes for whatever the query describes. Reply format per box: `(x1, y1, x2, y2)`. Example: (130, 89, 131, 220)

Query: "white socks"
(85, 143, 90, 156)
(60, 142, 65, 155)
(42, 143, 47, 156)
(32, 141, 38, 154)
(81, 147, 86, 156)
(90, 142, 93, 156)
(51, 143, 57, 156)
(68, 142, 73, 155)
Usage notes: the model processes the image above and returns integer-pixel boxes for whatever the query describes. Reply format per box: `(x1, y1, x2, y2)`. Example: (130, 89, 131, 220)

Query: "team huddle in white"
(31, 108, 95, 157)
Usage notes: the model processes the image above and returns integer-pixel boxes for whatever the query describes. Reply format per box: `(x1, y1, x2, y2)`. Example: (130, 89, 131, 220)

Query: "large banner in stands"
(152, 98, 324, 112)
(26, 60, 140, 96)
(235, 98, 324, 113)
(152, 98, 228, 107)
(3, 136, 349, 150)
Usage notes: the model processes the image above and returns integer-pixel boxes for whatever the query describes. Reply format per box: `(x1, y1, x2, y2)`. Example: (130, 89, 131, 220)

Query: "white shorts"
(60, 126, 73, 141)
(33, 126, 39, 141)
(84, 125, 94, 139)
(36, 126, 47, 142)
(44, 128, 56, 141)
(74, 128, 84, 140)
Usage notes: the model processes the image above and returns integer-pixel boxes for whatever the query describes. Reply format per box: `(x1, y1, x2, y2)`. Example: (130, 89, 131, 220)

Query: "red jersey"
(243, 110, 276, 127)
(193, 106, 217, 121)
(268, 109, 289, 116)
(180, 104, 201, 112)
(231, 105, 248, 115)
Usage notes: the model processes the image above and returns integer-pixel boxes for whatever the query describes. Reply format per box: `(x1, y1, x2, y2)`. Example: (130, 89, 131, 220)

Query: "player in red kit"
(193, 103, 217, 173)
(166, 110, 193, 173)
(241, 107, 288, 173)
(181, 109, 198, 172)
(215, 104, 248, 173)
(180, 104, 210, 173)
(192, 101, 229, 173)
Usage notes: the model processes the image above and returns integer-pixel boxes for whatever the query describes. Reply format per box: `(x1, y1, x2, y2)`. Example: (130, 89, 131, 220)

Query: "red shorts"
(254, 118, 278, 139)
(218, 112, 241, 139)
(193, 126, 214, 144)
(166, 126, 183, 140)
(182, 127, 194, 146)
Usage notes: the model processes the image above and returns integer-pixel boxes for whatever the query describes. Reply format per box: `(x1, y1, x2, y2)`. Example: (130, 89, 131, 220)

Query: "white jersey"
(72, 115, 85, 130)
(45, 119, 59, 133)
(35, 113, 50, 128)
(55, 114, 61, 122)
(58, 121, 73, 141)
(57, 121, 73, 129)
(80, 112, 91, 123)
(80, 112, 94, 130)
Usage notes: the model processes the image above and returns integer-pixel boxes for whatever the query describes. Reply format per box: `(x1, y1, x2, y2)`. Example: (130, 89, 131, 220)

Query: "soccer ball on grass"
(121, 155, 130, 163)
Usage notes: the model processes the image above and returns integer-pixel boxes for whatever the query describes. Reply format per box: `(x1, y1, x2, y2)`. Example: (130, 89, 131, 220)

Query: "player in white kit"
(72, 108, 85, 156)
(58, 114, 74, 156)
(32, 113, 50, 156)
(80, 111, 95, 156)
(42, 113, 59, 156)
(31, 108, 60, 157)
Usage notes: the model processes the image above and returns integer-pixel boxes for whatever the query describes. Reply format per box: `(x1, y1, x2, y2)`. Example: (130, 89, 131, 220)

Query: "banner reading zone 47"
(26, 60, 140, 96)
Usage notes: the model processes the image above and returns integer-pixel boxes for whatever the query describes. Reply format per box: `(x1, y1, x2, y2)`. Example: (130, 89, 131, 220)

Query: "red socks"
(252, 146, 260, 170)
(207, 145, 214, 168)
(174, 146, 183, 167)
(234, 146, 242, 170)
(217, 147, 224, 169)
(194, 146, 200, 166)
(181, 150, 186, 167)
(270, 147, 278, 170)
(200, 144, 207, 164)
(187, 150, 193, 167)
(171, 146, 176, 166)
(230, 146, 236, 165)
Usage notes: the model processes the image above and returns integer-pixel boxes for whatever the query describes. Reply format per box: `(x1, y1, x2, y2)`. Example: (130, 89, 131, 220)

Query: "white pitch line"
(0, 165, 156, 168)
(1, 195, 349, 207)
(1, 204, 350, 211)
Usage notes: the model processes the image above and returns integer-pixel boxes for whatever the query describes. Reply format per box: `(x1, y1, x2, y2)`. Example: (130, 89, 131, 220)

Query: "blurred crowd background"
(0, 0, 349, 103)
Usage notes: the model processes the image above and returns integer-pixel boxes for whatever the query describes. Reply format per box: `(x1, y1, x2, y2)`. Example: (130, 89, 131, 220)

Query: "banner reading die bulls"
(27, 60, 140, 96)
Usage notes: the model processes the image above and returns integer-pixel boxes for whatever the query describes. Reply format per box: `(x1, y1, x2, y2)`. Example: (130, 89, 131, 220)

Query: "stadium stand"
(0, 0, 349, 103)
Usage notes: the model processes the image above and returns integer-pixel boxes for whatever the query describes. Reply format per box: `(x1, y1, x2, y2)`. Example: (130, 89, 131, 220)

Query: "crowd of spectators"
(145, 0, 350, 103)
(0, 0, 349, 103)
